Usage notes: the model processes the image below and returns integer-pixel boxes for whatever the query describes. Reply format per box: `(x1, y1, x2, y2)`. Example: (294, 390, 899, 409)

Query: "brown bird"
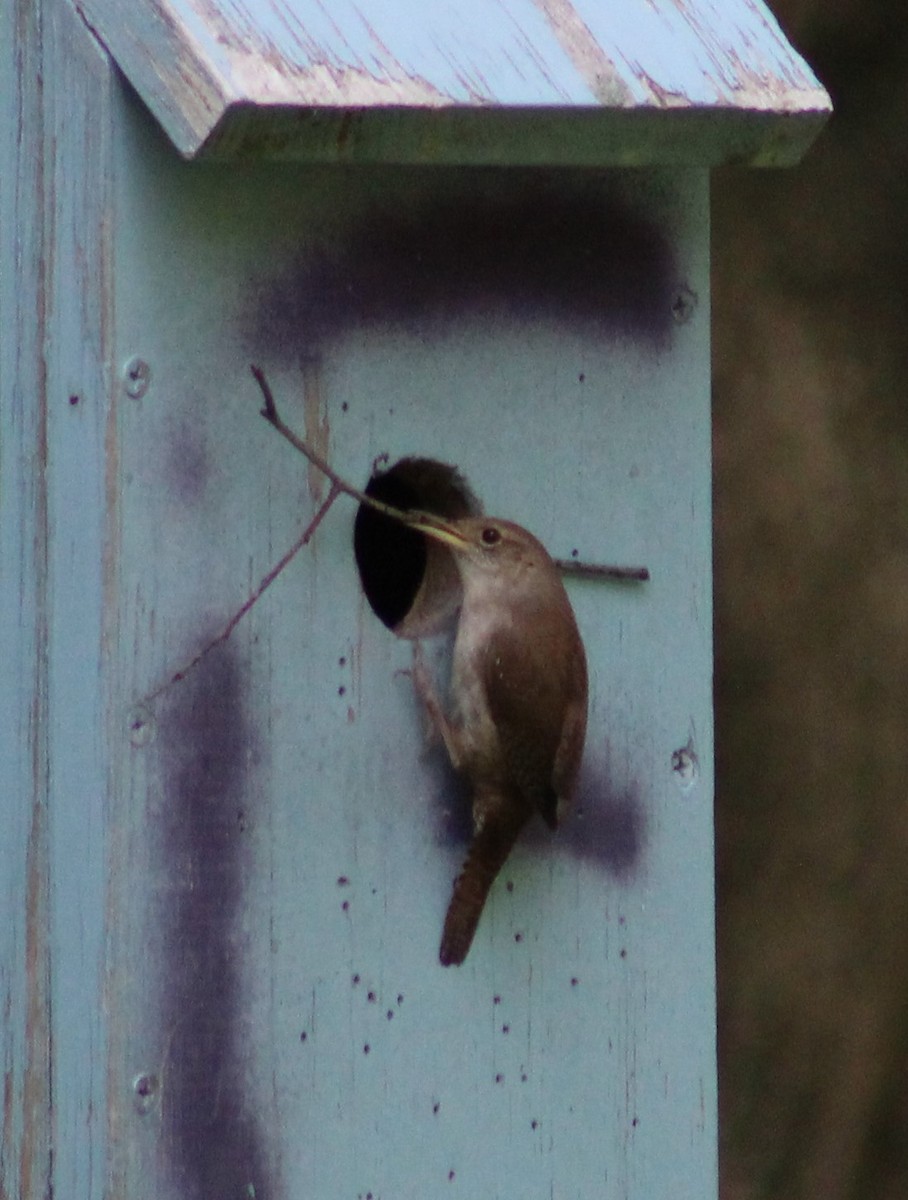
(409, 514, 588, 966)
(251, 367, 592, 965)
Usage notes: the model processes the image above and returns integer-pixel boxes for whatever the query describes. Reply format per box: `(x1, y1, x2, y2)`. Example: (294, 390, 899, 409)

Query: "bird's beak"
(401, 511, 469, 552)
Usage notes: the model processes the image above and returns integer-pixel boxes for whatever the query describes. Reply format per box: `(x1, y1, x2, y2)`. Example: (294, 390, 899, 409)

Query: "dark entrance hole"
(353, 457, 481, 638)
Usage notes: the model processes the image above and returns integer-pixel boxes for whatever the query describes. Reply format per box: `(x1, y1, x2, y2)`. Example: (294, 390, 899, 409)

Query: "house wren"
(409, 513, 588, 967)
(250, 366, 591, 966)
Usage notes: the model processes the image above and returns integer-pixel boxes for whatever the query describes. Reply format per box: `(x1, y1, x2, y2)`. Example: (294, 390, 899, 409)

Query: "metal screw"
(127, 705, 156, 747)
(672, 740, 699, 791)
(671, 286, 698, 324)
(123, 356, 151, 399)
(132, 1072, 160, 1115)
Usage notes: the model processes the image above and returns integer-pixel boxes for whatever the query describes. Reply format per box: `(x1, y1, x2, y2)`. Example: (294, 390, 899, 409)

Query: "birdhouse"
(1, 2, 829, 1197)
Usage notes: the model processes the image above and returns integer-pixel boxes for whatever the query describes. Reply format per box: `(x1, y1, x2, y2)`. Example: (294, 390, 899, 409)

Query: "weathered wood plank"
(5, 3, 741, 1194)
(1, 1, 117, 1196)
(1, 0, 54, 1194)
(75, 0, 830, 161)
(42, 2, 117, 1196)
(109, 108, 717, 1196)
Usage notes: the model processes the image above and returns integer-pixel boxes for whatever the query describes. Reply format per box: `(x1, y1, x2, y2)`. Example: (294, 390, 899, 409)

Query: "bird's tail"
(439, 805, 527, 967)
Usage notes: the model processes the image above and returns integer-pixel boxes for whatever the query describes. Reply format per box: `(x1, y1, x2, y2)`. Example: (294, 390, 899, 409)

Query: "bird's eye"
(481, 526, 501, 546)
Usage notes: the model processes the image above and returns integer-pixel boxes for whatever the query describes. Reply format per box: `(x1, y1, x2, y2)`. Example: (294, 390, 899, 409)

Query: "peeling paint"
(75, 0, 830, 162)
(22, 794, 51, 1200)
(532, 0, 637, 106)
(11, 0, 54, 1187)
(301, 359, 330, 504)
(225, 55, 451, 109)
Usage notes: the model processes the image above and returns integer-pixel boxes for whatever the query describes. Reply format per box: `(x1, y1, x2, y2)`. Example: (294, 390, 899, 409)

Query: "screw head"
(672, 741, 699, 791)
(123, 356, 151, 399)
(132, 1072, 160, 1115)
(127, 705, 156, 747)
(671, 286, 698, 325)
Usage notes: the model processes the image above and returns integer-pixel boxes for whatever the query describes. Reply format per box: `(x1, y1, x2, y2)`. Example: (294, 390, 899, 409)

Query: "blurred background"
(713, 2, 908, 1197)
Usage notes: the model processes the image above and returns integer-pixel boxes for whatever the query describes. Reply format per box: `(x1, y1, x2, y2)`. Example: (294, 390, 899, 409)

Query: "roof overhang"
(76, 0, 831, 165)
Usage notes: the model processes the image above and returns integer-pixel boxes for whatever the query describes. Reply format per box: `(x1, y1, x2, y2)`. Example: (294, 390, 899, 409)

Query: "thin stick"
(252, 363, 650, 583)
(253, 364, 418, 524)
(555, 559, 650, 582)
(141, 482, 341, 705)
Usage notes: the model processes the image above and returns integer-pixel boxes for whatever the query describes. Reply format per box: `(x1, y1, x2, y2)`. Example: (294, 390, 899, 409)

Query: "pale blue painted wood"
(572, 0, 820, 105)
(0, 0, 52, 1193)
(105, 94, 717, 1198)
(41, 7, 117, 1198)
(3, 1, 766, 1194)
(78, 0, 830, 161)
(1, 2, 114, 1196)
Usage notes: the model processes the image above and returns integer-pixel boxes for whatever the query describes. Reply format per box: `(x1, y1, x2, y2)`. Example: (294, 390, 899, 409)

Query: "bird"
(407, 514, 588, 966)
(250, 365, 590, 965)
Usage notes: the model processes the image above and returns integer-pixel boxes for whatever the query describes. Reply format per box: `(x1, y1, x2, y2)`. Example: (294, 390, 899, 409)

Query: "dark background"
(713, 3, 908, 1197)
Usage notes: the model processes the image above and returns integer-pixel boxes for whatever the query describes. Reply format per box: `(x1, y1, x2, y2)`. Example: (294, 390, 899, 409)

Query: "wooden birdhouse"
(1, 1, 829, 1197)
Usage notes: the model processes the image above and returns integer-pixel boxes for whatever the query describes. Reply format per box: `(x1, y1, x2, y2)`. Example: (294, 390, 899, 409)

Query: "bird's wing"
(480, 620, 587, 824)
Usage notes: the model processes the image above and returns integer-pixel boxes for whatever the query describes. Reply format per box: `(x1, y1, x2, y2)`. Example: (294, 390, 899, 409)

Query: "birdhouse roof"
(78, 0, 831, 164)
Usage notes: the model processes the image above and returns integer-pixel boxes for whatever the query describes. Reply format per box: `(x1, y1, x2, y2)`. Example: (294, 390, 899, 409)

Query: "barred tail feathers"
(439, 807, 527, 967)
